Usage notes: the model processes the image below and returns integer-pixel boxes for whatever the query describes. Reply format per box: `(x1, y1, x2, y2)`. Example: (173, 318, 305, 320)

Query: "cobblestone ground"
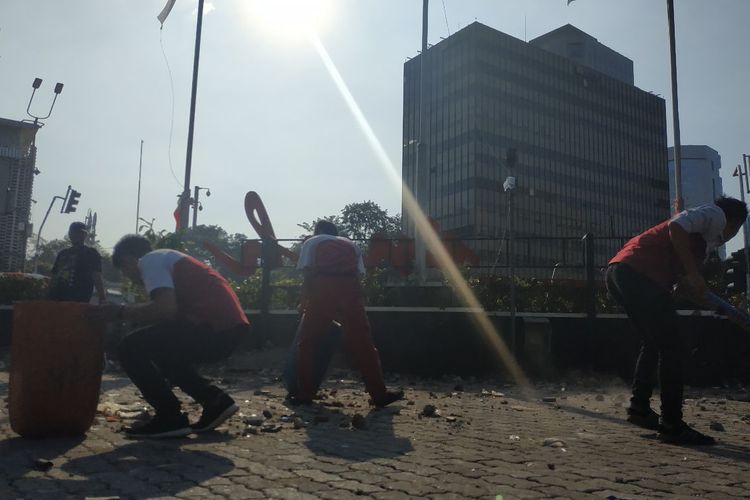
(1, 350, 750, 499)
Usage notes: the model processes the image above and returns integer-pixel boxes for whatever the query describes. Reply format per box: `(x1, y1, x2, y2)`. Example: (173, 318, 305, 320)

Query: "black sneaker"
(125, 413, 191, 439)
(191, 393, 238, 433)
(658, 421, 716, 446)
(373, 390, 405, 408)
(626, 406, 660, 430)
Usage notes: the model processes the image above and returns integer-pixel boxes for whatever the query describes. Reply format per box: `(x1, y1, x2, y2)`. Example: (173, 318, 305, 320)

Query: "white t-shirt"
(296, 234, 365, 274)
(671, 204, 727, 255)
(138, 248, 184, 293)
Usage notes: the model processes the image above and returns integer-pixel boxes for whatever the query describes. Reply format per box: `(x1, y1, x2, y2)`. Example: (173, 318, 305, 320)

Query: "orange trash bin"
(9, 301, 104, 437)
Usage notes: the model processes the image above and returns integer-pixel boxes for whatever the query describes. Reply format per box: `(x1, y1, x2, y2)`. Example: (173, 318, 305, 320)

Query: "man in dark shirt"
(48, 222, 106, 303)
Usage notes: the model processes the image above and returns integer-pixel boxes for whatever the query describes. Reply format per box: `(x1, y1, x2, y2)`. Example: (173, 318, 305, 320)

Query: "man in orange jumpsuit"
(292, 220, 403, 407)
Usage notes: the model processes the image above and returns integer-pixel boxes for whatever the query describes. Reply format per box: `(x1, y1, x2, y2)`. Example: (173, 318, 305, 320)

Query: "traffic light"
(64, 189, 81, 213)
(725, 250, 747, 296)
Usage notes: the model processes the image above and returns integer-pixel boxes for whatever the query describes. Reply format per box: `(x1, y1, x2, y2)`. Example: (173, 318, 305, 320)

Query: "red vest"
(610, 220, 706, 290)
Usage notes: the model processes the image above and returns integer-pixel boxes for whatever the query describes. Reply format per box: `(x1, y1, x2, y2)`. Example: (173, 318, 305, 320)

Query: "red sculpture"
(204, 191, 479, 277)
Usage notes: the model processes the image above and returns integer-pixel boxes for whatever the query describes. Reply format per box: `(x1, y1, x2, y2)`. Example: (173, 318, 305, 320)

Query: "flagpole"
(666, 0, 684, 213)
(179, 0, 205, 230)
(136, 139, 144, 233)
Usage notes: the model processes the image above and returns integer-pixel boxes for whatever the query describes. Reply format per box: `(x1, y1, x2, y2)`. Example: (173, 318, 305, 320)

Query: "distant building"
(0, 118, 40, 272)
(401, 22, 669, 276)
(529, 24, 634, 86)
(667, 145, 723, 213)
(668, 145, 725, 258)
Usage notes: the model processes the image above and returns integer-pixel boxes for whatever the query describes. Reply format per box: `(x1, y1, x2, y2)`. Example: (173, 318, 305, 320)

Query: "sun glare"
(239, 0, 335, 43)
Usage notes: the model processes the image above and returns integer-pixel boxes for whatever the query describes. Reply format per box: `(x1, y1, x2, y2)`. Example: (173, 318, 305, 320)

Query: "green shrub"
(0, 274, 48, 304)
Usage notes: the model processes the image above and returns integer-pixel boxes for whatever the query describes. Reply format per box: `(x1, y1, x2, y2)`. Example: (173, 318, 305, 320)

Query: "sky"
(1, 0, 749, 254)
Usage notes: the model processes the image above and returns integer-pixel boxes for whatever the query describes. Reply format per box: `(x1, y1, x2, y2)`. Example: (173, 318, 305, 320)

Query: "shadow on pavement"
(66, 440, 234, 498)
(556, 403, 750, 464)
(301, 405, 413, 462)
(0, 435, 85, 481)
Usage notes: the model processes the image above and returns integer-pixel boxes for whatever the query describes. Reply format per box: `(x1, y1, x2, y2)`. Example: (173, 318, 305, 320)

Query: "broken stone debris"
(543, 437, 567, 448)
(243, 414, 264, 426)
(421, 404, 440, 417)
(709, 421, 725, 432)
(33, 458, 54, 471)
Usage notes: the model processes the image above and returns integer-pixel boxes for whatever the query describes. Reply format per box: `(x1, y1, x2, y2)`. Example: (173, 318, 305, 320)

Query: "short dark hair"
(112, 235, 152, 268)
(715, 196, 748, 223)
(314, 220, 338, 236)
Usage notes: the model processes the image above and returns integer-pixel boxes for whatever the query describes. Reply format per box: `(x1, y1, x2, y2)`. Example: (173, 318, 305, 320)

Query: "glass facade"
(402, 23, 669, 275)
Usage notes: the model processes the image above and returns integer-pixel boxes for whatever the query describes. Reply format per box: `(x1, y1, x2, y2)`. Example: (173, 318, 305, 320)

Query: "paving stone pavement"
(1, 351, 750, 499)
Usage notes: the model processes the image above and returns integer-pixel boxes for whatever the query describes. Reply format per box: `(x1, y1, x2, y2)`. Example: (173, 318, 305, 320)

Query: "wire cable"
(441, 0, 451, 36)
(159, 27, 183, 189)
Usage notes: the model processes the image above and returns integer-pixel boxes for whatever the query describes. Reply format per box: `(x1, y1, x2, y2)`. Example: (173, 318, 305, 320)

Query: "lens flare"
(308, 33, 532, 391)
(239, 0, 335, 44)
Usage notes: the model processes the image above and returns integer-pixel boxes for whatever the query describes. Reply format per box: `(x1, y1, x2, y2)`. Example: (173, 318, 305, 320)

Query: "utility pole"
(178, 0, 206, 230)
(414, 0, 429, 283)
(666, 0, 684, 213)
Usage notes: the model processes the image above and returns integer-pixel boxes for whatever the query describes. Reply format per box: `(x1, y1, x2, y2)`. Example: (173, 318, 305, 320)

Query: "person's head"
(313, 220, 338, 236)
(68, 222, 88, 246)
(112, 235, 152, 283)
(715, 196, 748, 241)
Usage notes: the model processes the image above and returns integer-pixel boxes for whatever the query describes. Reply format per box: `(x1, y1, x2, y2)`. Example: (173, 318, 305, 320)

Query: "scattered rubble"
(543, 437, 567, 449)
(32, 458, 53, 471)
(243, 414, 264, 426)
(421, 404, 439, 417)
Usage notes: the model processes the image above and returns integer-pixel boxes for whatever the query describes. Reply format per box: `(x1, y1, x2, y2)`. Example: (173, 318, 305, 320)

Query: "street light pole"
(666, 0, 684, 213)
(414, 0, 429, 283)
(503, 176, 517, 350)
(33, 193, 67, 273)
(741, 155, 750, 302)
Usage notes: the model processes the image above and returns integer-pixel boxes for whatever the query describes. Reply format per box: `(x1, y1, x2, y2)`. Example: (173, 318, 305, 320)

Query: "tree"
(340, 201, 401, 240)
(297, 201, 401, 242)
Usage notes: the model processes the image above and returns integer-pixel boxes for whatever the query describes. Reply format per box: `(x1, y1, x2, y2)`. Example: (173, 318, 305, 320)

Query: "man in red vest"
(606, 196, 747, 445)
(292, 220, 403, 407)
(92, 235, 250, 438)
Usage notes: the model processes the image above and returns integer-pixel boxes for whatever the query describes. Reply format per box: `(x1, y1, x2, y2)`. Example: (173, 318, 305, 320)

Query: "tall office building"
(402, 23, 669, 276)
(0, 118, 40, 272)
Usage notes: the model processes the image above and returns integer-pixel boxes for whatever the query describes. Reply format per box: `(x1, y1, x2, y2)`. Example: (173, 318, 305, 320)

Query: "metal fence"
(243, 234, 633, 281)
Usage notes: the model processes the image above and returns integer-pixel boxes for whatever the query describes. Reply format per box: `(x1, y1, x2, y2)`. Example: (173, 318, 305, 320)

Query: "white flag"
(158, 0, 177, 26)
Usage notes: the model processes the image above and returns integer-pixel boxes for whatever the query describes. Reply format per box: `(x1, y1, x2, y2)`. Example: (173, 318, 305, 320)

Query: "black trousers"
(118, 321, 246, 416)
(605, 263, 683, 424)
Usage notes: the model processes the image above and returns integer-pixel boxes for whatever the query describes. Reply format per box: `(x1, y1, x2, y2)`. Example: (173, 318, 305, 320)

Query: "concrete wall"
(3, 307, 747, 385)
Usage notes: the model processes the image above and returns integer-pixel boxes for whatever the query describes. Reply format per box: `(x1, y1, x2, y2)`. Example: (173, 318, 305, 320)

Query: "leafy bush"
(0, 274, 48, 304)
